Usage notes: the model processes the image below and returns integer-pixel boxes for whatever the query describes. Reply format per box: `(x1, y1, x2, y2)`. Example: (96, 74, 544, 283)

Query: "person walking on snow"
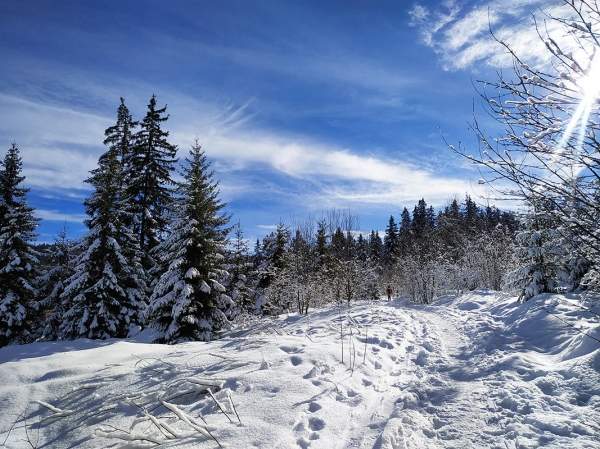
(386, 285, 393, 301)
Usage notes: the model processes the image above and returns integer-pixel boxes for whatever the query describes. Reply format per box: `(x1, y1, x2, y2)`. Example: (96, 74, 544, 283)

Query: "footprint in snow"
(296, 437, 310, 449)
(290, 355, 303, 366)
(415, 350, 429, 366)
(335, 388, 363, 407)
(379, 340, 394, 349)
(280, 345, 303, 354)
(308, 401, 322, 413)
(346, 388, 359, 397)
(294, 414, 325, 448)
(303, 366, 319, 379)
(266, 386, 281, 397)
(422, 342, 434, 352)
(308, 417, 326, 431)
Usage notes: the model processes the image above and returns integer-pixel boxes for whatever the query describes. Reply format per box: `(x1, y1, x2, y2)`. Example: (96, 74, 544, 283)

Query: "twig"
(207, 389, 234, 424)
(227, 392, 242, 425)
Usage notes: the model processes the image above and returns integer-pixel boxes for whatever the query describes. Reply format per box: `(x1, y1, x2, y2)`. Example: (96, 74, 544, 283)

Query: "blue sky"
(0, 0, 553, 243)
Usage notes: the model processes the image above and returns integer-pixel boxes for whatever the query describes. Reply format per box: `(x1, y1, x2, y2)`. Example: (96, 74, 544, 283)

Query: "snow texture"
(0, 291, 598, 448)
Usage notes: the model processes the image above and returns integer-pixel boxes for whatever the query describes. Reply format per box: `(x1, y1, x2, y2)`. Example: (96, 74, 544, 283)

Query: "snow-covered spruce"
(145, 142, 232, 343)
(255, 223, 289, 314)
(225, 221, 255, 316)
(60, 144, 146, 339)
(127, 95, 177, 275)
(0, 144, 39, 346)
(505, 206, 561, 302)
(37, 227, 75, 340)
(103, 97, 137, 175)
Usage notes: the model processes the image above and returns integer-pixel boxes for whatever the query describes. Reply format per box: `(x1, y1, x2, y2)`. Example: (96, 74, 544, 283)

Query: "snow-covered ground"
(1, 292, 599, 448)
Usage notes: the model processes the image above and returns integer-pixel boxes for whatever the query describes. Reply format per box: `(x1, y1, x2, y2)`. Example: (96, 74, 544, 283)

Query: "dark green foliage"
(0, 144, 39, 346)
(383, 215, 399, 265)
(128, 95, 177, 265)
(227, 221, 254, 314)
(315, 220, 328, 266)
(146, 142, 231, 342)
(369, 230, 383, 262)
(37, 227, 75, 340)
(103, 97, 137, 168)
(60, 141, 146, 339)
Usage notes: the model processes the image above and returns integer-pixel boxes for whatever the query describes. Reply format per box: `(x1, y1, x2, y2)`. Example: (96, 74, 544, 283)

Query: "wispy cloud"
(256, 224, 278, 230)
(408, 0, 570, 70)
(1, 90, 482, 209)
(176, 116, 482, 207)
(36, 209, 86, 223)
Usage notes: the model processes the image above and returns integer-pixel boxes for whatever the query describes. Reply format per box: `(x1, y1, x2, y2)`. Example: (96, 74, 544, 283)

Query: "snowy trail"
(0, 292, 598, 448)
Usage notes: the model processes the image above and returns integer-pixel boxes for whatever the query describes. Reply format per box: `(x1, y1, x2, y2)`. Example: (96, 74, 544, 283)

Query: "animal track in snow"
(308, 417, 325, 431)
(308, 401, 322, 413)
(415, 349, 429, 366)
(290, 355, 303, 366)
(280, 345, 303, 354)
(296, 437, 310, 449)
(303, 366, 319, 379)
(294, 411, 325, 448)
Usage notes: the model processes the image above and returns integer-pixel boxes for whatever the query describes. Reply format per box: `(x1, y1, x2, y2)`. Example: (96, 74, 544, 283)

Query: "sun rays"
(556, 55, 600, 162)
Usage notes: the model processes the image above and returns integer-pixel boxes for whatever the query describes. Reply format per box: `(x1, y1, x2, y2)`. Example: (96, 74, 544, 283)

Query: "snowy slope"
(0, 292, 598, 448)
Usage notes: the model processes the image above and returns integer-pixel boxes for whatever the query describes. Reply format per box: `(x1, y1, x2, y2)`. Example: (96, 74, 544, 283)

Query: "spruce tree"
(103, 97, 137, 168)
(412, 199, 428, 237)
(0, 144, 39, 346)
(463, 195, 479, 230)
(330, 227, 346, 260)
(60, 149, 146, 339)
(128, 95, 177, 269)
(145, 143, 231, 342)
(505, 206, 560, 301)
(398, 207, 412, 256)
(258, 224, 290, 286)
(369, 230, 383, 262)
(315, 220, 328, 267)
(426, 206, 436, 229)
(227, 221, 253, 314)
(383, 215, 399, 264)
(38, 227, 74, 340)
(356, 234, 368, 261)
(253, 239, 263, 268)
(270, 224, 290, 269)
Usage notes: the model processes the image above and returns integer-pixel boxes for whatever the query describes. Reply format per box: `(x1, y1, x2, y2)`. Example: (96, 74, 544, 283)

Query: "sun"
(578, 55, 600, 103)
(556, 55, 600, 159)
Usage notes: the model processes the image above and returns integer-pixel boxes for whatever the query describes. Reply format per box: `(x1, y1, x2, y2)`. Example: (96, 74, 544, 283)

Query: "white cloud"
(408, 4, 429, 24)
(0, 93, 108, 147)
(0, 93, 109, 191)
(408, 0, 572, 70)
(1, 92, 481, 209)
(36, 209, 86, 223)
(176, 124, 481, 206)
(256, 224, 278, 230)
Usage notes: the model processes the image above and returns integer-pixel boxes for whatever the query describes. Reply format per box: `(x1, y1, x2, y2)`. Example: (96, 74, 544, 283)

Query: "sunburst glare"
(556, 55, 600, 159)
